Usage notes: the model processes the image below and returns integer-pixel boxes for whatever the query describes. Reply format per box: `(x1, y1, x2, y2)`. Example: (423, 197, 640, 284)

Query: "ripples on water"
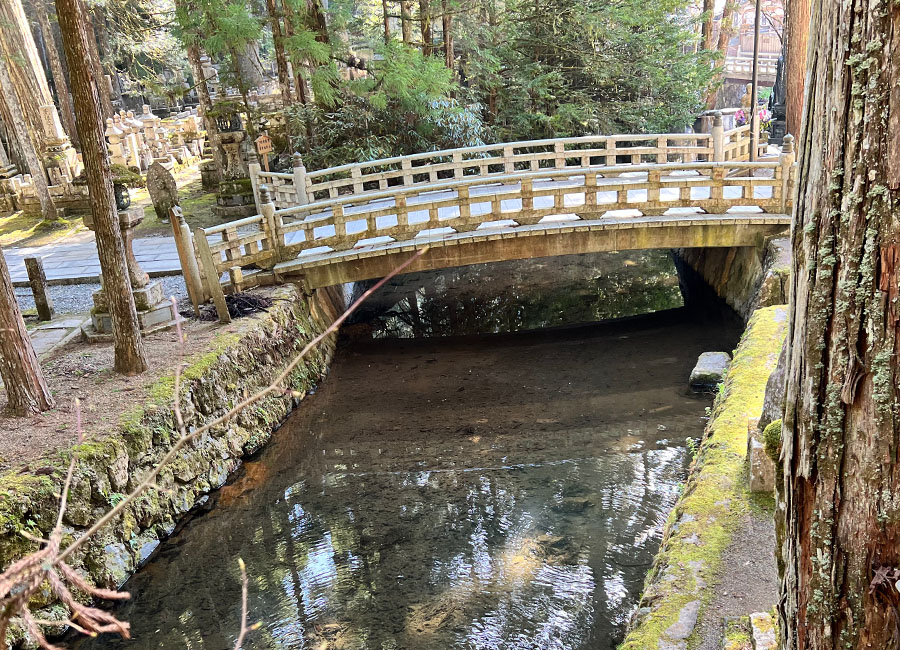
(79, 252, 740, 650)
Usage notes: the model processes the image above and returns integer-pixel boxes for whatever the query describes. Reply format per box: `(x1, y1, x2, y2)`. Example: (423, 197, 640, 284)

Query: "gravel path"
(692, 509, 779, 649)
(15, 275, 190, 315)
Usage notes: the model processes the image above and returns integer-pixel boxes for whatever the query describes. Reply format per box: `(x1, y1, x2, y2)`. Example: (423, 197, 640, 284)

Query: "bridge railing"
(725, 55, 779, 79)
(272, 157, 794, 258)
(249, 118, 759, 210)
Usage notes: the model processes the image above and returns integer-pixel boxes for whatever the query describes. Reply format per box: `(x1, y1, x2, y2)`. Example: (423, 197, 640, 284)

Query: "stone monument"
(146, 162, 178, 224)
(81, 205, 179, 339)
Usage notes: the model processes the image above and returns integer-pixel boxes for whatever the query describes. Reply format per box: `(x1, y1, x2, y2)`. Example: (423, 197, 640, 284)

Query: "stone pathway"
(5, 234, 181, 287)
(28, 316, 87, 357)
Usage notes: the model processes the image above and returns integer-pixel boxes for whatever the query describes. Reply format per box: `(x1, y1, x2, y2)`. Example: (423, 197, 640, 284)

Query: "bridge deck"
(274, 212, 790, 288)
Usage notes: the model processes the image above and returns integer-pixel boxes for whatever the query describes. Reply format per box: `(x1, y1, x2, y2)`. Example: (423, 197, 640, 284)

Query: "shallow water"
(81, 253, 740, 650)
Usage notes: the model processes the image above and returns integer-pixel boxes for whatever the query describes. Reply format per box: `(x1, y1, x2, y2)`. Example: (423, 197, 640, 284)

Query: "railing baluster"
(504, 146, 514, 174)
(585, 173, 598, 208)
(194, 227, 231, 324)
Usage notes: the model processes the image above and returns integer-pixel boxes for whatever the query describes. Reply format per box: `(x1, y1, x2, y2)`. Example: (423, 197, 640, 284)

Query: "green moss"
(620, 306, 787, 650)
(763, 419, 782, 464)
(723, 616, 752, 650)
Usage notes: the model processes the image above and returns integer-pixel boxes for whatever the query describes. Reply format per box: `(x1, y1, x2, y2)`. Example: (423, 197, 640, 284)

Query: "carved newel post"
(82, 201, 179, 339)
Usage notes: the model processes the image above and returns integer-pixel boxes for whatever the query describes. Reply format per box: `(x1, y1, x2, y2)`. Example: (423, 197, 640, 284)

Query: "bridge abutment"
(673, 235, 790, 321)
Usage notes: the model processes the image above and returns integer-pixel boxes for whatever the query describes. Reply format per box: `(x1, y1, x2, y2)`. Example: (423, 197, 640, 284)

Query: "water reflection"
(82, 308, 739, 650)
(350, 251, 684, 338)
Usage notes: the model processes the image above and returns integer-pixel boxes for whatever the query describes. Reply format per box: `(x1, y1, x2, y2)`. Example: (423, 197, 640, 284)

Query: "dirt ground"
(0, 317, 223, 472)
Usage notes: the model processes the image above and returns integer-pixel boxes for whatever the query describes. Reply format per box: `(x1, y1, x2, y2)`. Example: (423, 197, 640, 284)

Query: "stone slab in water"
(689, 351, 731, 391)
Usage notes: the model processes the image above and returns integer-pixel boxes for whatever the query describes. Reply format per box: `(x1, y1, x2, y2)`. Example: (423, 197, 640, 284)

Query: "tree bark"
(441, 0, 453, 69)
(0, 0, 55, 155)
(701, 0, 715, 52)
(55, 0, 148, 375)
(419, 0, 432, 55)
(84, 6, 113, 119)
(0, 247, 54, 416)
(32, 0, 79, 148)
(705, 0, 737, 109)
(784, 0, 810, 138)
(400, 0, 412, 44)
(382, 0, 391, 44)
(0, 51, 59, 220)
(279, 0, 305, 103)
(777, 2, 900, 649)
(185, 43, 226, 177)
(265, 0, 293, 106)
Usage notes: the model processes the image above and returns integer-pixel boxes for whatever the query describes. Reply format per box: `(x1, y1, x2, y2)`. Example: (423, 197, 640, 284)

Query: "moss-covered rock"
(620, 305, 787, 650)
(0, 285, 341, 641)
(762, 419, 782, 464)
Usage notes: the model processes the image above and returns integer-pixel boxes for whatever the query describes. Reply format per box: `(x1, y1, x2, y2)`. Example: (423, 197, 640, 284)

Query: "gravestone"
(146, 162, 178, 224)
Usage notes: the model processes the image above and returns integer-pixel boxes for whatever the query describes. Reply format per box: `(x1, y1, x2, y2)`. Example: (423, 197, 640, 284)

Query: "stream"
(81, 250, 741, 650)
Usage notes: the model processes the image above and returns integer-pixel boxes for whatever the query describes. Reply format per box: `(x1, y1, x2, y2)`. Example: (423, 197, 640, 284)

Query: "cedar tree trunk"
(784, 0, 810, 138)
(55, 0, 148, 375)
(33, 0, 79, 148)
(0, 247, 54, 415)
(777, 2, 900, 649)
(0, 51, 59, 220)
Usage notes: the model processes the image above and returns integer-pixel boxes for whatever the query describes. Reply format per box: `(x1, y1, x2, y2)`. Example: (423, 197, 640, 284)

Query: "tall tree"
(0, 0, 57, 156)
(381, 0, 391, 43)
(55, 0, 148, 375)
(0, 248, 54, 416)
(0, 51, 59, 220)
(700, 0, 714, 52)
(777, 1, 900, 649)
(84, 7, 114, 118)
(783, 0, 810, 137)
(441, 0, 452, 69)
(419, 0, 432, 54)
(185, 42, 227, 175)
(400, 0, 412, 43)
(705, 0, 737, 108)
(32, 0, 79, 148)
(266, 0, 294, 104)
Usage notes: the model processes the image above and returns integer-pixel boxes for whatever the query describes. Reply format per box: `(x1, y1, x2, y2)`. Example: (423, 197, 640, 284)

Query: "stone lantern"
(81, 204, 179, 339)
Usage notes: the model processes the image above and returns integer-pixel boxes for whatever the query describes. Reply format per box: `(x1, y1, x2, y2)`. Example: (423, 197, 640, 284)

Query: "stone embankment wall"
(620, 305, 788, 650)
(675, 237, 790, 320)
(0, 284, 342, 644)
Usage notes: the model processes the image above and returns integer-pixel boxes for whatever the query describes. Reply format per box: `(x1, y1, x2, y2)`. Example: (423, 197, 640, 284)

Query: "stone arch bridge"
(182, 121, 794, 322)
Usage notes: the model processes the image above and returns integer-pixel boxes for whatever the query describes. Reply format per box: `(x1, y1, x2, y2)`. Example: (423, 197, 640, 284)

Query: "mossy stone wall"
(675, 237, 790, 320)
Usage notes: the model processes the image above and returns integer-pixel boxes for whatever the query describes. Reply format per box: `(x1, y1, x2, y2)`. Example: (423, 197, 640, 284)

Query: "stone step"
(749, 612, 776, 650)
(721, 613, 776, 650)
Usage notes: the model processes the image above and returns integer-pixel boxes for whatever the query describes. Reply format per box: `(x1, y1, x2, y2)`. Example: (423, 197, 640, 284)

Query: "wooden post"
(258, 184, 281, 263)
(709, 166, 726, 213)
(23, 257, 54, 321)
(779, 134, 795, 213)
(228, 266, 244, 293)
(194, 227, 231, 324)
(503, 146, 514, 174)
(292, 153, 309, 205)
(169, 206, 205, 312)
(712, 111, 725, 162)
(248, 157, 262, 211)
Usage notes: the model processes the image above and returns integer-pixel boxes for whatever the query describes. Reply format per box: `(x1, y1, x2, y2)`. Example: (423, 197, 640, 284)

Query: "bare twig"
(232, 558, 260, 649)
